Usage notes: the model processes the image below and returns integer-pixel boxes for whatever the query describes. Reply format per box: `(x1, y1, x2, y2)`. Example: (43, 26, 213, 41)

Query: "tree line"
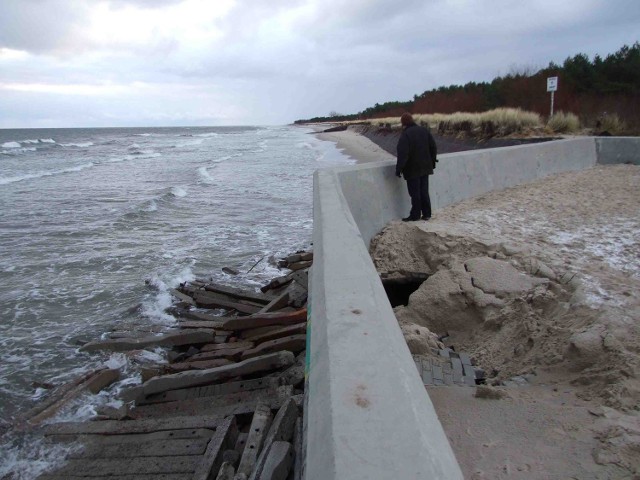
(295, 42, 639, 128)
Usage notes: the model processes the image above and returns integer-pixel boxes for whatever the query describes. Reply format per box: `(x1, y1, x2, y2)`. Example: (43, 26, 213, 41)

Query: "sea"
(0, 125, 353, 478)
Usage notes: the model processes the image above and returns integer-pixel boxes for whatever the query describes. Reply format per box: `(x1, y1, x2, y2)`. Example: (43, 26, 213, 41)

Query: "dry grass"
(348, 108, 544, 137)
(547, 111, 581, 133)
(596, 113, 626, 135)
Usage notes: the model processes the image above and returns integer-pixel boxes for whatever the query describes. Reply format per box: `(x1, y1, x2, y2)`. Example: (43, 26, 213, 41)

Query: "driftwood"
(165, 358, 234, 373)
(258, 291, 290, 313)
(81, 329, 216, 353)
(219, 309, 307, 331)
(200, 341, 255, 353)
(260, 273, 294, 293)
(25, 369, 120, 426)
(236, 404, 273, 478)
(129, 386, 293, 420)
(142, 351, 295, 396)
(241, 335, 306, 361)
(249, 398, 298, 480)
(244, 324, 307, 345)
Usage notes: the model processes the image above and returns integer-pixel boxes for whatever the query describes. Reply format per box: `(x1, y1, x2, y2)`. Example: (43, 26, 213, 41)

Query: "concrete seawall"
(305, 137, 640, 479)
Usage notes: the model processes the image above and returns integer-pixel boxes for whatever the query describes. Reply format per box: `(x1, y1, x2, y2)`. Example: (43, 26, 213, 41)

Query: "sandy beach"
(317, 128, 640, 479)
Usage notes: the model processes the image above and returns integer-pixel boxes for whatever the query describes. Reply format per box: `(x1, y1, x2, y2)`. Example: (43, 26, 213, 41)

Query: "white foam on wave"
(0, 435, 82, 480)
(194, 132, 219, 138)
(170, 186, 187, 197)
(0, 163, 94, 185)
(1, 141, 21, 148)
(143, 199, 158, 212)
(198, 166, 215, 184)
(60, 142, 94, 148)
(1, 147, 37, 155)
(39, 138, 55, 144)
(142, 266, 195, 325)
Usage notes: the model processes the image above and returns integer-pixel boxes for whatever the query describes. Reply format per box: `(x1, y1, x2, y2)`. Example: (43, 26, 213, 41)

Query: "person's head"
(400, 112, 414, 127)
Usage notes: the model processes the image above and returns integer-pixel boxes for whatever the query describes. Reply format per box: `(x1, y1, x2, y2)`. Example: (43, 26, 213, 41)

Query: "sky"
(0, 0, 638, 128)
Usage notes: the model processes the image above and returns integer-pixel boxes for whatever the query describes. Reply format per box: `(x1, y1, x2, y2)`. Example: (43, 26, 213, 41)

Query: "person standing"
(395, 112, 438, 221)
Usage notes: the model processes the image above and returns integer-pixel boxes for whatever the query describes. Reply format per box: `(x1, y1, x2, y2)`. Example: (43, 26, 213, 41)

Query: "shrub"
(547, 111, 581, 133)
(596, 113, 626, 135)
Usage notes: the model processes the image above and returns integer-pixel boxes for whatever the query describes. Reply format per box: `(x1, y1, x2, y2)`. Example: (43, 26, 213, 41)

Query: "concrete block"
(451, 357, 463, 373)
(432, 365, 443, 382)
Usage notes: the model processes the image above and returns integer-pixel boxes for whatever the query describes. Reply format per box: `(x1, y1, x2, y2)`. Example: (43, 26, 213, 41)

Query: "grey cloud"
(0, 0, 90, 54)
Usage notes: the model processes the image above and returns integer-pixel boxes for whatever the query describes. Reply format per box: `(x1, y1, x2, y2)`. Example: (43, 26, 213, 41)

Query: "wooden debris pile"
(32, 250, 312, 480)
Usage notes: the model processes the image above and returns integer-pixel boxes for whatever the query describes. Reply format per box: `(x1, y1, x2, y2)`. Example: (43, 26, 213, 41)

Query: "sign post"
(547, 76, 558, 117)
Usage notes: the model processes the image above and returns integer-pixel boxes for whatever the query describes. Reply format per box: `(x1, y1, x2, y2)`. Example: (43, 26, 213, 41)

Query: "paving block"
(459, 352, 472, 365)
(432, 365, 443, 382)
(451, 357, 463, 373)
(464, 375, 476, 387)
(462, 363, 476, 378)
(421, 369, 433, 385)
(443, 373, 454, 385)
(453, 370, 464, 384)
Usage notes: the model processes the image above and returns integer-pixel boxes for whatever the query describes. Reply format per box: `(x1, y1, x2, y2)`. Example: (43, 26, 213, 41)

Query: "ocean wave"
(59, 142, 94, 148)
(170, 186, 187, 197)
(198, 166, 215, 184)
(142, 266, 195, 325)
(1, 141, 21, 149)
(39, 138, 55, 144)
(194, 132, 219, 138)
(1, 147, 37, 155)
(0, 163, 94, 186)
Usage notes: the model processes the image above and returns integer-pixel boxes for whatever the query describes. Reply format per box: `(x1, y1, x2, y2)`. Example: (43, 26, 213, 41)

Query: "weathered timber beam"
(43, 415, 228, 436)
(219, 309, 307, 331)
(141, 351, 295, 396)
(241, 335, 306, 361)
(249, 398, 298, 480)
(80, 330, 216, 353)
(236, 404, 273, 478)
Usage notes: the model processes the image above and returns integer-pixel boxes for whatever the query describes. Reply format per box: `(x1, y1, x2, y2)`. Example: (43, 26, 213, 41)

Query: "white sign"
(547, 76, 558, 92)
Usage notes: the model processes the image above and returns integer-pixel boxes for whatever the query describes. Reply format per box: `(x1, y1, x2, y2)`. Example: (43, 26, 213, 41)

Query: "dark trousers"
(406, 175, 431, 219)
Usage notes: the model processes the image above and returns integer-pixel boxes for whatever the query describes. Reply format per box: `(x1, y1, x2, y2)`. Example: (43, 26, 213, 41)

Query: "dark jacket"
(396, 123, 438, 179)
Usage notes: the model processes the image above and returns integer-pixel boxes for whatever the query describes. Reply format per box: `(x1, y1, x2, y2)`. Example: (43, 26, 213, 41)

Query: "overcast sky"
(1, 0, 638, 128)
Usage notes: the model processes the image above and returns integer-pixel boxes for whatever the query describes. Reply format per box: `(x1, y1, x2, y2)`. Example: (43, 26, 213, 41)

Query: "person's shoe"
(421, 215, 431, 221)
(402, 216, 420, 222)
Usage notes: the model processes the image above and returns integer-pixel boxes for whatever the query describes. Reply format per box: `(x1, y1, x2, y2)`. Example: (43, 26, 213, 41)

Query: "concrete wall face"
(306, 137, 638, 480)
(595, 137, 640, 165)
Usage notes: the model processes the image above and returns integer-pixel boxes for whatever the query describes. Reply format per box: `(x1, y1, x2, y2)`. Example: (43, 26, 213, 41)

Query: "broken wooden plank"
(48, 428, 216, 445)
(193, 416, 237, 480)
(69, 438, 210, 459)
(80, 330, 216, 353)
(184, 347, 249, 363)
(254, 441, 293, 480)
(43, 415, 228, 436)
(290, 270, 308, 290)
(191, 290, 262, 315)
(249, 398, 298, 480)
(140, 377, 281, 406)
(141, 351, 295, 396)
(26, 369, 120, 426)
(202, 283, 272, 305)
(176, 320, 225, 330)
(39, 475, 191, 480)
(216, 461, 236, 480)
(258, 291, 289, 313)
(169, 288, 197, 306)
(130, 386, 293, 420)
(165, 358, 234, 373)
(200, 341, 255, 353)
(48, 455, 200, 477)
(287, 261, 311, 272)
(241, 335, 306, 361)
(236, 404, 273, 478)
(219, 309, 307, 331)
(260, 274, 294, 293)
(246, 324, 307, 346)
